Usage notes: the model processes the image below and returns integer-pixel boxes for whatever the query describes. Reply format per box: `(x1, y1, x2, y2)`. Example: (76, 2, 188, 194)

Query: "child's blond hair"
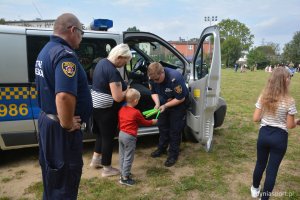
(126, 88, 141, 103)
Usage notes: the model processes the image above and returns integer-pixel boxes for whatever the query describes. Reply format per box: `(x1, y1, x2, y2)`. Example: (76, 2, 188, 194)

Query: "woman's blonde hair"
(126, 88, 140, 103)
(260, 67, 291, 115)
(107, 43, 132, 62)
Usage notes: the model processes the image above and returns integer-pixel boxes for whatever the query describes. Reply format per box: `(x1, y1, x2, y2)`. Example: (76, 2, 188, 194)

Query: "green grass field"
(23, 69, 300, 200)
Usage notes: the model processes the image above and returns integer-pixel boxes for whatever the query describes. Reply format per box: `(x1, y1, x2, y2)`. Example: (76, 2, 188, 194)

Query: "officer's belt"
(47, 114, 59, 122)
(42, 112, 60, 122)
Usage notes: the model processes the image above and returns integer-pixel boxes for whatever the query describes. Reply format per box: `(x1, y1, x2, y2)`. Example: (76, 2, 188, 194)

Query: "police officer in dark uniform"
(148, 62, 189, 167)
(35, 13, 92, 199)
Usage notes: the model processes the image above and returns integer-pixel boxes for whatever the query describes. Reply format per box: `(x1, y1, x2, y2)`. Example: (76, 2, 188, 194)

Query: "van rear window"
(27, 36, 49, 83)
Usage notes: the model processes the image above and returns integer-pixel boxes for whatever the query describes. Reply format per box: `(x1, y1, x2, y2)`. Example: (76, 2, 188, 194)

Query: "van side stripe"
(0, 87, 37, 100)
(0, 86, 39, 121)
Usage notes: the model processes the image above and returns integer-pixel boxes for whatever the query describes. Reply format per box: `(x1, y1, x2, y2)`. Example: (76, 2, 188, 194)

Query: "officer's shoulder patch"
(62, 62, 76, 77)
(174, 85, 182, 94)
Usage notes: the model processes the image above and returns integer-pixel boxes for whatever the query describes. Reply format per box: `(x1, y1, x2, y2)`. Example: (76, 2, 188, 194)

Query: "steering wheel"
(128, 58, 149, 87)
(133, 58, 147, 73)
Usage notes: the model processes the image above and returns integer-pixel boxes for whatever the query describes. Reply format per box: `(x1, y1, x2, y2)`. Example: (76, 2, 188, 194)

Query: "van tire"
(183, 126, 198, 143)
(214, 98, 227, 128)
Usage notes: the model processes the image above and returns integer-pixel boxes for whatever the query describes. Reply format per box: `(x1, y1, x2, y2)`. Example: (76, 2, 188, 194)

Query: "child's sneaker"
(119, 173, 133, 180)
(119, 176, 135, 186)
(89, 157, 102, 168)
(101, 166, 119, 177)
(250, 185, 260, 198)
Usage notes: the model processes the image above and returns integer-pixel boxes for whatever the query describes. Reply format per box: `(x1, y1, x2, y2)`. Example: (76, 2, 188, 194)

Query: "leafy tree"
(266, 42, 280, 55)
(260, 44, 281, 65)
(126, 26, 140, 32)
(247, 48, 266, 69)
(247, 45, 279, 69)
(218, 19, 254, 67)
(221, 36, 242, 67)
(218, 19, 254, 51)
(283, 31, 300, 65)
(0, 18, 5, 24)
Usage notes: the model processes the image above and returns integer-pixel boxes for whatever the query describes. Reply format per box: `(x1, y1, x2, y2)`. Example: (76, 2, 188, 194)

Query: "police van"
(0, 21, 226, 152)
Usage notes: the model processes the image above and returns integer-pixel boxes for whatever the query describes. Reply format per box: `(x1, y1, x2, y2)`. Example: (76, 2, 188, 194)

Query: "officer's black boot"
(164, 157, 177, 167)
(150, 148, 167, 158)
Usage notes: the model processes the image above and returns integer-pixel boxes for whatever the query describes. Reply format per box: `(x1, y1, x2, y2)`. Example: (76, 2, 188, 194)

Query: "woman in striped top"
(250, 67, 299, 199)
(89, 44, 132, 178)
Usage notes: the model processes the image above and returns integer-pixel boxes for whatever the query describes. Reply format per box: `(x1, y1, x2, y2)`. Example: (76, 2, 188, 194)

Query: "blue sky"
(1, 0, 299, 51)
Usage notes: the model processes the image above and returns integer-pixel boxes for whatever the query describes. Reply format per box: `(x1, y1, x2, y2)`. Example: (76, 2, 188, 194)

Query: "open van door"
(123, 29, 225, 148)
(186, 26, 222, 152)
(123, 31, 191, 136)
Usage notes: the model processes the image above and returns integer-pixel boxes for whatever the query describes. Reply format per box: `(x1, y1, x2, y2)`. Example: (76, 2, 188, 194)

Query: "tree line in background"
(216, 19, 299, 69)
(1, 17, 299, 69)
(127, 19, 300, 70)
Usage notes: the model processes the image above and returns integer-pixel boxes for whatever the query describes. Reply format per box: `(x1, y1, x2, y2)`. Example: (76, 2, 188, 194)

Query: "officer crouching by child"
(147, 62, 189, 167)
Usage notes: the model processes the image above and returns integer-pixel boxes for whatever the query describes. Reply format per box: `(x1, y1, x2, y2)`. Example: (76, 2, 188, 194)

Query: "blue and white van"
(0, 23, 226, 151)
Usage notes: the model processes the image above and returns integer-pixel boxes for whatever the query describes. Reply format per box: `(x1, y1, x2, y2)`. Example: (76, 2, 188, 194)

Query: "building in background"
(169, 38, 210, 61)
(5, 19, 55, 28)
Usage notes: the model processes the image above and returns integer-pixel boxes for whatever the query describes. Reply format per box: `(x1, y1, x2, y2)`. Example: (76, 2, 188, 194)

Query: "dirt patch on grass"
(0, 139, 196, 200)
(1, 133, 299, 200)
(0, 157, 40, 199)
(0, 136, 160, 199)
(223, 162, 254, 200)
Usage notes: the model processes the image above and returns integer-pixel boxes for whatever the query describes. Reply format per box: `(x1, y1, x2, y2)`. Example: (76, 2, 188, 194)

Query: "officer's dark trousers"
(252, 126, 288, 200)
(38, 112, 83, 200)
(157, 103, 186, 159)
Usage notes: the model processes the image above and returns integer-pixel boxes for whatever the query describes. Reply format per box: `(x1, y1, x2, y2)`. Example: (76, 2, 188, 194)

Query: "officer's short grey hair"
(107, 43, 132, 62)
(54, 13, 81, 34)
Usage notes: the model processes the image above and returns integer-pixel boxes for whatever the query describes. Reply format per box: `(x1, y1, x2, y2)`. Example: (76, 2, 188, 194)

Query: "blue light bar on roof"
(91, 19, 113, 31)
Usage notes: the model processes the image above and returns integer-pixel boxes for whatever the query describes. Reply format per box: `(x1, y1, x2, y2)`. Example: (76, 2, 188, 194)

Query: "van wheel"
(183, 126, 198, 143)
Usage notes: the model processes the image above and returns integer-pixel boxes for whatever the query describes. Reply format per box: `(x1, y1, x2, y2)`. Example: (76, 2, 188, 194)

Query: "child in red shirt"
(118, 88, 157, 186)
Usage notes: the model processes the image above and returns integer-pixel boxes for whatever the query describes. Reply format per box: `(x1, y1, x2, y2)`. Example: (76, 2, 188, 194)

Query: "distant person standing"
(240, 64, 247, 73)
(35, 13, 92, 199)
(118, 88, 157, 186)
(250, 67, 299, 199)
(234, 63, 239, 72)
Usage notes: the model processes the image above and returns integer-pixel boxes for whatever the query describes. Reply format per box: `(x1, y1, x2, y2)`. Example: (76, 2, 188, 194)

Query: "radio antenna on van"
(32, 1, 43, 20)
